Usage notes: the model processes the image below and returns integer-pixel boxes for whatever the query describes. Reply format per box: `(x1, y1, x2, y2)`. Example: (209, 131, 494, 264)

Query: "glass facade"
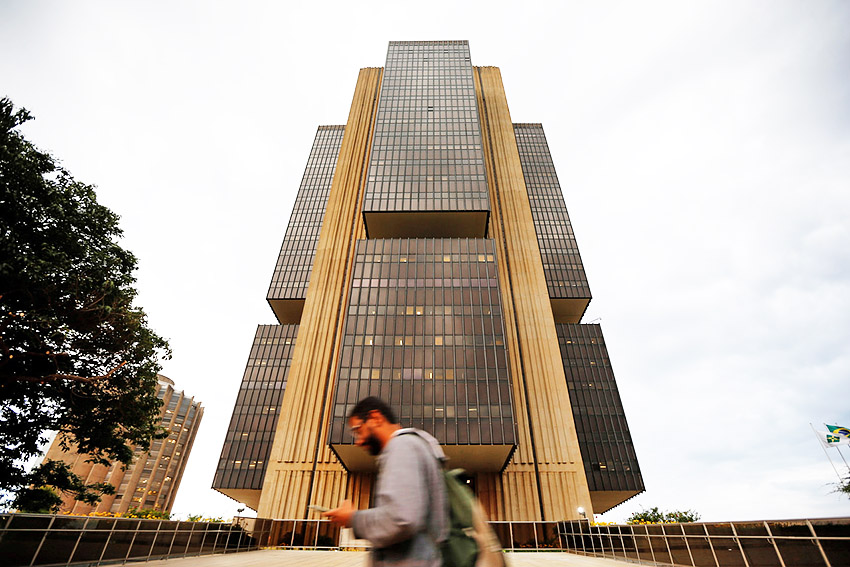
(110, 379, 203, 512)
(363, 41, 490, 237)
(267, 126, 344, 322)
(42, 375, 202, 515)
(213, 324, 298, 492)
(556, 324, 643, 495)
(329, 238, 516, 470)
(514, 123, 591, 319)
(216, 40, 643, 516)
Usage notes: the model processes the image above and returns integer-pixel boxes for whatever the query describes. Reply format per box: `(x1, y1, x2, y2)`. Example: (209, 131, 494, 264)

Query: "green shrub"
(14, 486, 62, 514)
(626, 506, 700, 524)
(122, 507, 171, 520)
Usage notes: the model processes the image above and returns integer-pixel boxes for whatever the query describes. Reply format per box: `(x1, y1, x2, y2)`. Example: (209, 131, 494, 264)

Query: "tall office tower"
(213, 41, 643, 520)
(42, 375, 203, 515)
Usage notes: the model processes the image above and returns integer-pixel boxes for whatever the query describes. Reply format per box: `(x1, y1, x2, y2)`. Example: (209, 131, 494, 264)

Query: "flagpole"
(824, 423, 850, 471)
(835, 446, 850, 470)
(810, 423, 843, 482)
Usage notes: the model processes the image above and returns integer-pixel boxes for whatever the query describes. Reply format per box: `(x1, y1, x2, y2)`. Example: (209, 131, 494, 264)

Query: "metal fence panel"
(0, 514, 257, 567)
(683, 524, 718, 567)
(101, 529, 136, 562)
(2, 513, 848, 566)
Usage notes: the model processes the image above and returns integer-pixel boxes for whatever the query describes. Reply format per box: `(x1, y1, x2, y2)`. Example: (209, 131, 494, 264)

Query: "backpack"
(399, 429, 507, 567)
(442, 468, 479, 567)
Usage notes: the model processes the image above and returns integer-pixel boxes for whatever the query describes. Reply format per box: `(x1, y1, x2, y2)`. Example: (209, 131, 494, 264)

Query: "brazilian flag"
(826, 424, 850, 439)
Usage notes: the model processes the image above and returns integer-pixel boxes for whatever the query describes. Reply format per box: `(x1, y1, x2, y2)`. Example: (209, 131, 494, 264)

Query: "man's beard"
(364, 433, 382, 456)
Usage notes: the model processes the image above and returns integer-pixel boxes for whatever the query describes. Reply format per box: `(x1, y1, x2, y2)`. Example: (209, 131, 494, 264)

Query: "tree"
(835, 471, 850, 499)
(0, 97, 170, 510)
(15, 486, 61, 514)
(626, 506, 701, 524)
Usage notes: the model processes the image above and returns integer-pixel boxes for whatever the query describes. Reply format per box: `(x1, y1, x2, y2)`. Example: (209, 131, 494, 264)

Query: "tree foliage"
(626, 506, 701, 524)
(0, 97, 170, 509)
(15, 486, 61, 514)
(122, 507, 171, 520)
(835, 471, 850, 499)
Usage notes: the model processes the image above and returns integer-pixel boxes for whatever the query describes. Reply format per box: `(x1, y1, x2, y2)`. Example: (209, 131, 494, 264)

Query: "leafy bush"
(626, 506, 700, 524)
(122, 507, 171, 520)
(14, 486, 62, 514)
(187, 514, 225, 523)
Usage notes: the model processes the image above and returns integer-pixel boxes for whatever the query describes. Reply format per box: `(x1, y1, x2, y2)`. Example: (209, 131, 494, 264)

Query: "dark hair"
(348, 396, 398, 424)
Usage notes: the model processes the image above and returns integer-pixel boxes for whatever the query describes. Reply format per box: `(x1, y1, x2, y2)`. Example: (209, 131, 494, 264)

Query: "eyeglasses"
(349, 412, 377, 438)
(348, 423, 364, 438)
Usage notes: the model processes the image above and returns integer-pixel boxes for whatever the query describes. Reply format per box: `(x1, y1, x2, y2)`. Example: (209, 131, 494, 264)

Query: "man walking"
(325, 396, 448, 566)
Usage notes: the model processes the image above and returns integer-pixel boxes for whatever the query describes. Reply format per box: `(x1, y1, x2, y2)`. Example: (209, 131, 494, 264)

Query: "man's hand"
(323, 499, 355, 527)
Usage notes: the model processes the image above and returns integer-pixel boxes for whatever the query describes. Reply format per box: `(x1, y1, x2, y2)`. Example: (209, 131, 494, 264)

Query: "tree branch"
(12, 361, 127, 384)
(22, 351, 70, 359)
(78, 291, 109, 313)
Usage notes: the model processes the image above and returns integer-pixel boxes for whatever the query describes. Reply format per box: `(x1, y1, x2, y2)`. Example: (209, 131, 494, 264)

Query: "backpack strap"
(394, 428, 450, 545)
(395, 428, 448, 465)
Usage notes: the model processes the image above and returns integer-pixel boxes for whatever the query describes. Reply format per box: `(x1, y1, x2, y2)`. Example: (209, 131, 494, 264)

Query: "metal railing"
(0, 513, 266, 567)
(5, 513, 848, 567)
(245, 518, 343, 549)
(555, 518, 850, 567)
(255, 517, 850, 567)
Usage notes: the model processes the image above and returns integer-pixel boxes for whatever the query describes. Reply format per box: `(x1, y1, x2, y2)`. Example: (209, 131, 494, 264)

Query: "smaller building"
(40, 375, 203, 515)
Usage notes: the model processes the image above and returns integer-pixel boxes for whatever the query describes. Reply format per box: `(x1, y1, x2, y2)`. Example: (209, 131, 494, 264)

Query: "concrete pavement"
(142, 549, 631, 567)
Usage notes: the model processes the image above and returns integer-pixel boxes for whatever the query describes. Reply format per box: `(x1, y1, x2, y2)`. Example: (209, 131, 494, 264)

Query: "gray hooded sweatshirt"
(350, 428, 448, 567)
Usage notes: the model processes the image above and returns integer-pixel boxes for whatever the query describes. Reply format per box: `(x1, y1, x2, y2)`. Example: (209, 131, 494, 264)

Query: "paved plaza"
(143, 549, 628, 567)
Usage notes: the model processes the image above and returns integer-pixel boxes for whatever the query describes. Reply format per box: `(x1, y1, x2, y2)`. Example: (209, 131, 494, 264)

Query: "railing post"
(97, 516, 118, 566)
(806, 519, 832, 567)
(220, 522, 227, 554)
(575, 521, 583, 554)
(166, 519, 179, 557)
(618, 524, 628, 560)
(533, 521, 539, 551)
(67, 516, 87, 565)
(587, 520, 597, 556)
(763, 521, 786, 567)
(703, 523, 720, 567)
(184, 520, 195, 556)
(682, 524, 696, 567)
(729, 522, 751, 567)
(626, 524, 638, 563)
(197, 521, 210, 557)
(208, 522, 219, 556)
(28, 514, 55, 567)
(219, 522, 227, 554)
(631, 524, 643, 564)
(661, 523, 674, 566)
(581, 521, 588, 555)
(645, 525, 657, 566)
(600, 524, 608, 557)
(141, 519, 151, 563)
(122, 519, 140, 565)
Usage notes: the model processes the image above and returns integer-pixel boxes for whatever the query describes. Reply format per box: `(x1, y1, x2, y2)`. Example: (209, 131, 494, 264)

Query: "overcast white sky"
(2, 1, 849, 523)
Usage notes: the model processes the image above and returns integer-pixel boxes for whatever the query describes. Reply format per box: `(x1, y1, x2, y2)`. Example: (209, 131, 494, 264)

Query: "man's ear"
(368, 409, 384, 426)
